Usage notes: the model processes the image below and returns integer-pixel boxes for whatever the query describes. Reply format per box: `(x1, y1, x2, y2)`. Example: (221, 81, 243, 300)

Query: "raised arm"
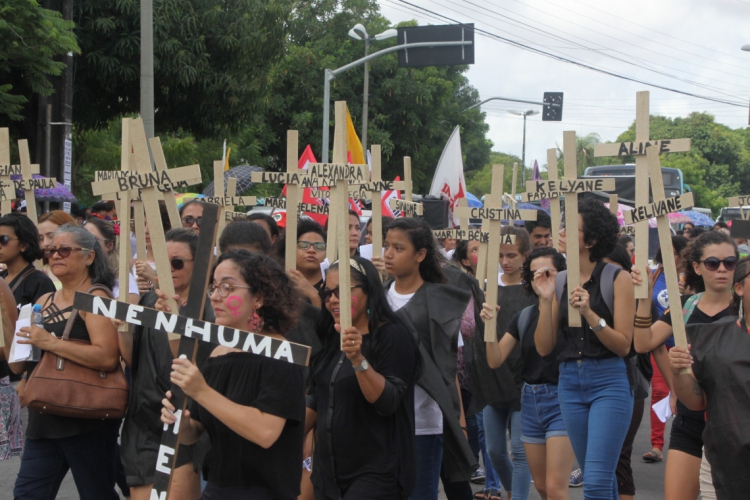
(533, 268, 559, 357)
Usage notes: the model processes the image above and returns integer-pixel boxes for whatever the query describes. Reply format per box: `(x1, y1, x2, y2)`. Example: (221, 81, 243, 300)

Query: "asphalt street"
(0, 392, 673, 499)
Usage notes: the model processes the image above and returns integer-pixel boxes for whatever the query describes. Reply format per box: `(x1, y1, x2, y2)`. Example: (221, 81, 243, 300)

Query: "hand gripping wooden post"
(526, 133, 617, 327)
(594, 91, 690, 298)
(644, 146, 694, 360)
(149, 202, 221, 499)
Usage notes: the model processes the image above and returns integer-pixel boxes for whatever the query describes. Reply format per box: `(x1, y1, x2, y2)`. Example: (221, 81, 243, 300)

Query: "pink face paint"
(226, 296, 242, 318)
(470, 253, 478, 264)
(350, 295, 359, 317)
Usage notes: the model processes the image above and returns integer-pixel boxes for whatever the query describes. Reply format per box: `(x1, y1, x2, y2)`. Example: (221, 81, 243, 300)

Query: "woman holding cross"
(533, 198, 635, 500)
(161, 250, 306, 500)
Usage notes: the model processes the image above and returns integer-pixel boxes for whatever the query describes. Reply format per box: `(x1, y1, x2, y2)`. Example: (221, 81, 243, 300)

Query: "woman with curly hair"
(161, 250, 305, 500)
(631, 231, 737, 500)
(533, 198, 635, 499)
(481, 247, 575, 500)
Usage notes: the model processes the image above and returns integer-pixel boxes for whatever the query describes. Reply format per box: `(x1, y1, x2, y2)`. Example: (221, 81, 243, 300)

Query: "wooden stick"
(403, 157, 414, 218)
(149, 137, 182, 229)
(509, 162, 518, 226)
(371, 144, 383, 255)
(458, 198, 468, 232)
(484, 165, 504, 342)
(547, 148, 561, 250)
(117, 119, 133, 333)
(328, 102, 348, 263)
(18, 140, 37, 223)
(285, 131, 300, 271)
(633, 91, 651, 300)
(0, 128, 10, 215)
(609, 194, 618, 216)
(563, 131, 581, 327)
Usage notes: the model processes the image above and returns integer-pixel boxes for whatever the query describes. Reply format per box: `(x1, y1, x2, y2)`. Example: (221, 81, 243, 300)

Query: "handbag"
(20, 285, 129, 419)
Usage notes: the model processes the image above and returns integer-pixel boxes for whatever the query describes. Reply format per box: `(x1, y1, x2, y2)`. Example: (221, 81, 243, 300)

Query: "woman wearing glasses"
(38, 210, 78, 287)
(85, 217, 139, 304)
(120, 228, 210, 500)
(631, 231, 737, 500)
(10, 224, 122, 499)
(668, 256, 750, 499)
(161, 250, 305, 500)
(306, 257, 420, 499)
(287, 219, 327, 308)
(180, 200, 204, 235)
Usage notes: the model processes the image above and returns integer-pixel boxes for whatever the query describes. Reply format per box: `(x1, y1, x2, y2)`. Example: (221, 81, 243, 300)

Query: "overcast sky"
(377, 0, 750, 174)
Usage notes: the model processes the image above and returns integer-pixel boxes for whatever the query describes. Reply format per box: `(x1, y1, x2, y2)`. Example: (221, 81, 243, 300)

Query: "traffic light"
(542, 92, 563, 121)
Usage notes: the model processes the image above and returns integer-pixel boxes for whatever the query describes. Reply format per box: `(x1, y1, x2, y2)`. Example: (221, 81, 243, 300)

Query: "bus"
(582, 164, 689, 203)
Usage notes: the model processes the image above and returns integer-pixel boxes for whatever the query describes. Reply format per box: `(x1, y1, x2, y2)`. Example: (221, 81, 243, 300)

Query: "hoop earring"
(248, 313, 264, 333)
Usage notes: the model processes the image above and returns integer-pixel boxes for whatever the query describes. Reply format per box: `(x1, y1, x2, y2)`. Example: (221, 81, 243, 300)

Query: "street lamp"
(741, 44, 750, 51)
(507, 109, 539, 189)
(348, 24, 397, 152)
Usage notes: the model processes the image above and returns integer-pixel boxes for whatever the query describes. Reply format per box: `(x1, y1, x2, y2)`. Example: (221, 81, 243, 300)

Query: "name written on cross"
(625, 193, 694, 225)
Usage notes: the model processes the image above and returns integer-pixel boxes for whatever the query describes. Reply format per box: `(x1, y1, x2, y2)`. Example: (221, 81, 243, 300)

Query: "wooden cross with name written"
(205, 159, 256, 244)
(727, 194, 750, 221)
(0, 129, 41, 215)
(456, 165, 538, 341)
(17, 140, 56, 224)
(594, 91, 691, 298)
(390, 156, 423, 218)
(527, 132, 617, 327)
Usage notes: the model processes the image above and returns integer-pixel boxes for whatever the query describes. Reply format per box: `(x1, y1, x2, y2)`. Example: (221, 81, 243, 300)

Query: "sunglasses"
(700, 256, 739, 272)
(298, 241, 326, 252)
(181, 216, 202, 228)
(322, 285, 362, 302)
(45, 246, 90, 259)
(207, 282, 253, 298)
(0, 235, 18, 246)
(170, 257, 194, 270)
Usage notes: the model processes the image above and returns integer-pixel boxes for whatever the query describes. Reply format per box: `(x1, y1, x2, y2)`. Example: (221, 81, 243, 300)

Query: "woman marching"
(161, 250, 306, 500)
(669, 256, 750, 499)
(533, 199, 635, 500)
(631, 230, 738, 500)
(482, 247, 575, 500)
(306, 256, 421, 499)
(382, 218, 476, 500)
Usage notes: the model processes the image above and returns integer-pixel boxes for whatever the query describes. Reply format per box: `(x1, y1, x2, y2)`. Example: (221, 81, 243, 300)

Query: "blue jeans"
(411, 434, 443, 500)
(559, 357, 633, 500)
(14, 423, 120, 500)
(483, 407, 531, 500)
(476, 410, 500, 491)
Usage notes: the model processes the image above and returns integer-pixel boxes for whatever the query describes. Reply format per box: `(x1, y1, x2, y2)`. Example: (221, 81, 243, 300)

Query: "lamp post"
(742, 44, 750, 51)
(348, 24, 397, 153)
(507, 109, 539, 189)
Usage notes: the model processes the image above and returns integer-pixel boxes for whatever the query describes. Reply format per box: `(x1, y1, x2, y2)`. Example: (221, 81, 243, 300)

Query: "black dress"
(307, 322, 418, 499)
(689, 316, 750, 499)
(189, 351, 305, 500)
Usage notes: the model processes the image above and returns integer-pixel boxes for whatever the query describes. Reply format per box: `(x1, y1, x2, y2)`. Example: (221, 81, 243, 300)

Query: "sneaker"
(470, 467, 486, 484)
(569, 468, 584, 487)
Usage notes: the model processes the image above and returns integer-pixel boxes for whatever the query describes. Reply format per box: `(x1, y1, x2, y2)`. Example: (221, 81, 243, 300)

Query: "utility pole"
(141, 0, 155, 140)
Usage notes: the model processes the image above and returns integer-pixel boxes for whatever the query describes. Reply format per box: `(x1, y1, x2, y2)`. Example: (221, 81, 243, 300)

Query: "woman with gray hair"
(7, 223, 123, 499)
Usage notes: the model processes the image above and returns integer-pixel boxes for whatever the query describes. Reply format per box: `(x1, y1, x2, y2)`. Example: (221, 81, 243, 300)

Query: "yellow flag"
(345, 108, 365, 164)
(224, 147, 231, 171)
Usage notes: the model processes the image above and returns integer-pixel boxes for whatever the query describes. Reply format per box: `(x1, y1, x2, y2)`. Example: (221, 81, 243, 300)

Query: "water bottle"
(29, 304, 43, 362)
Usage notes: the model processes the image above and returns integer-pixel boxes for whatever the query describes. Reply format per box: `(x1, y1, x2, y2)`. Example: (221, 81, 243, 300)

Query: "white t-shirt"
(113, 273, 140, 299)
(387, 284, 462, 436)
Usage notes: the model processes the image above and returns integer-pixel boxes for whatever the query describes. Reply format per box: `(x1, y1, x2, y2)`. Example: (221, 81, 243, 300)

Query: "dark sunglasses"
(298, 241, 326, 251)
(0, 235, 18, 246)
(700, 256, 739, 272)
(322, 285, 362, 302)
(45, 246, 90, 259)
(170, 257, 194, 270)
(181, 216, 202, 228)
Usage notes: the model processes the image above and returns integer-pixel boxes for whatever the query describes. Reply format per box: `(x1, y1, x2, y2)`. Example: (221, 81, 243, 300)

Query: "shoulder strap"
(682, 292, 703, 324)
(10, 267, 37, 294)
(517, 305, 535, 343)
(61, 284, 114, 341)
(600, 263, 618, 317)
(555, 270, 567, 306)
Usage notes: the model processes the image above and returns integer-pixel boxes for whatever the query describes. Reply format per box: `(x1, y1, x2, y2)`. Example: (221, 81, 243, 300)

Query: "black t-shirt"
(658, 295, 733, 421)
(507, 306, 561, 385)
(558, 261, 621, 361)
(189, 351, 305, 499)
(0, 265, 55, 379)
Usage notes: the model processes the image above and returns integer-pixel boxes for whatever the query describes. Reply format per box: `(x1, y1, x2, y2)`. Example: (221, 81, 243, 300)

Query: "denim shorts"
(520, 383, 568, 444)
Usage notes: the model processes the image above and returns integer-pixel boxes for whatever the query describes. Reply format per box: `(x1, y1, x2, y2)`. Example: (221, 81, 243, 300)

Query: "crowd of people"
(0, 196, 748, 500)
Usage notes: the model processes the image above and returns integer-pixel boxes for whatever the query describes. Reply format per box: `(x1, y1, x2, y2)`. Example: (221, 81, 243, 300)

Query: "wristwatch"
(353, 359, 370, 372)
(590, 317, 607, 333)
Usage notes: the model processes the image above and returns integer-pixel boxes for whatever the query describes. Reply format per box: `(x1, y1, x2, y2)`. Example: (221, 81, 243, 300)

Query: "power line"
(390, 0, 748, 107)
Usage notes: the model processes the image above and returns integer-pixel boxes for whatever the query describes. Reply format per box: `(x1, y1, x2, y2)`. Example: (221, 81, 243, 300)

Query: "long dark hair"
(681, 230, 738, 294)
(386, 218, 446, 284)
(579, 198, 619, 262)
(0, 213, 45, 262)
(521, 247, 566, 297)
(309, 256, 422, 386)
(451, 239, 472, 274)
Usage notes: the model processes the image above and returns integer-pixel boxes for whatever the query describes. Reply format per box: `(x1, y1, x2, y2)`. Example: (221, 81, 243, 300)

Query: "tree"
(466, 151, 522, 197)
(0, 0, 79, 121)
(71, 0, 292, 137)
(554, 132, 601, 176)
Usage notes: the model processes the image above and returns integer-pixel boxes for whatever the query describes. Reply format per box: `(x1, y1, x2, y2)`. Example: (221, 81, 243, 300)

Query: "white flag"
(429, 126, 466, 227)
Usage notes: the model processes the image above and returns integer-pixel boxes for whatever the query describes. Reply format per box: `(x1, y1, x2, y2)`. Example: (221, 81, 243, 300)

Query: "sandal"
(473, 491, 485, 500)
(642, 450, 663, 463)
(484, 489, 502, 500)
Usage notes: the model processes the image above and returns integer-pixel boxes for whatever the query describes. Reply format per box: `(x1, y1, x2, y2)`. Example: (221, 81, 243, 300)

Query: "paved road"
(0, 393, 672, 499)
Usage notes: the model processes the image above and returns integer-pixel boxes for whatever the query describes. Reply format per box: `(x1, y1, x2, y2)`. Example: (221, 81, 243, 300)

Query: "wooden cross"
(594, 91, 690, 298)
(527, 132, 617, 327)
(388, 159, 423, 218)
(644, 146, 694, 356)
(0, 129, 39, 215)
(205, 160, 256, 243)
(362, 145, 406, 255)
(728, 195, 750, 221)
(521, 149, 562, 248)
(17, 140, 55, 224)
(116, 119, 133, 333)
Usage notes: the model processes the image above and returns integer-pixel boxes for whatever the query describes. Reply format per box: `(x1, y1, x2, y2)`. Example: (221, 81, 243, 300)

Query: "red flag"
(382, 176, 403, 218)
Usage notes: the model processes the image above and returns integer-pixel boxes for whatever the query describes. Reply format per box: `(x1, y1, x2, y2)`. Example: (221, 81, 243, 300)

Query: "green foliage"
(466, 151, 522, 197)
(554, 132, 601, 176)
(0, 0, 79, 120)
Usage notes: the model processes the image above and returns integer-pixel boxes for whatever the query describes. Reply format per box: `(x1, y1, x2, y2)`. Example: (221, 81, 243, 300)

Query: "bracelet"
(635, 314, 652, 321)
(634, 319, 652, 328)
